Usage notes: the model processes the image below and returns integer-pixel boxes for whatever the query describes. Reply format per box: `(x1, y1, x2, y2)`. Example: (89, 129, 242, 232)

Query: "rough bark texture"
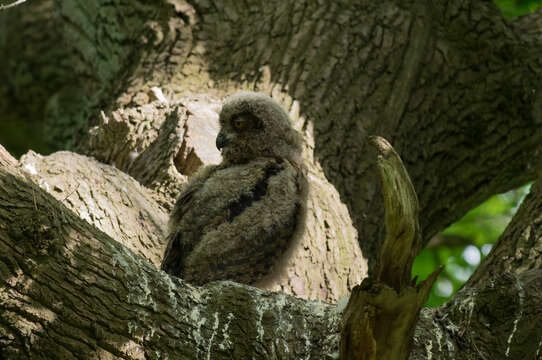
(17, 151, 169, 267)
(1, 152, 542, 359)
(178, 0, 542, 267)
(412, 270, 542, 360)
(3, 0, 541, 265)
(1, 0, 542, 358)
(0, 159, 341, 359)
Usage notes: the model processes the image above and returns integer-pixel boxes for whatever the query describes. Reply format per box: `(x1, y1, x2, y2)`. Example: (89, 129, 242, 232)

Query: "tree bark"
(3, 0, 541, 263)
(340, 137, 441, 360)
(1, 0, 542, 358)
(0, 153, 340, 359)
(2, 143, 542, 359)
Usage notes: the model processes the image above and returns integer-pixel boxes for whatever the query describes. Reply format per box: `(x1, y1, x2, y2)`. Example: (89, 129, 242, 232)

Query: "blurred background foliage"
(413, 184, 532, 306)
(494, 0, 542, 17)
(411, 0, 542, 308)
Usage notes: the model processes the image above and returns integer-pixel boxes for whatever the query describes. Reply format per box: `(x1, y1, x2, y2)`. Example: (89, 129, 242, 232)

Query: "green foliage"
(413, 184, 531, 307)
(494, 0, 542, 18)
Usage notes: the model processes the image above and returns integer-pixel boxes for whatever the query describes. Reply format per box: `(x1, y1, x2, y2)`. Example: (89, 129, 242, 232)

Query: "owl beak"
(216, 131, 229, 150)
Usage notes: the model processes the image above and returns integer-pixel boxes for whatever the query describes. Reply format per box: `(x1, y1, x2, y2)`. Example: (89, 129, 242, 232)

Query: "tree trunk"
(1, 0, 542, 358)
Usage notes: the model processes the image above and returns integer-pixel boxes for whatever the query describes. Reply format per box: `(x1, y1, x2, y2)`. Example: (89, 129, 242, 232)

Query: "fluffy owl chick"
(161, 91, 306, 285)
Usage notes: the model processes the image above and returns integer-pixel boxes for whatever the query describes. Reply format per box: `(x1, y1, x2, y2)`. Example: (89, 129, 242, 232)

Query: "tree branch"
(467, 175, 542, 288)
(0, 0, 26, 11)
(2, 1, 542, 357)
(183, 0, 542, 266)
(0, 156, 341, 359)
(340, 137, 441, 360)
(3, 0, 542, 268)
(412, 270, 542, 359)
(1, 145, 541, 358)
(16, 150, 169, 267)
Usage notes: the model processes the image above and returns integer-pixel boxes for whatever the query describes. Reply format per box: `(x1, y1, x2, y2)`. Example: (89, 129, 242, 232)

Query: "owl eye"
(232, 117, 246, 130)
(231, 112, 261, 131)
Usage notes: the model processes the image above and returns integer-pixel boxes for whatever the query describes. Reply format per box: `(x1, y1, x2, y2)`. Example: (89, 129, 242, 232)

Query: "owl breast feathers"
(161, 91, 306, 285)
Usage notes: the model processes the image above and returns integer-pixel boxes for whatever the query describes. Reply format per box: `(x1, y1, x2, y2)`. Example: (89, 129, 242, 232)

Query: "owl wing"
(160, 188, 199, 275)
(162, 158, 305, 285)
(161, 164, 219, 275)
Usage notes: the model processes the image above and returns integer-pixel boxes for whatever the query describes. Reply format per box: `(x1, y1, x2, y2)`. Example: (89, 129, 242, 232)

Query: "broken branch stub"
(370, 136, 421, 290)
(340, 136, 442, 360)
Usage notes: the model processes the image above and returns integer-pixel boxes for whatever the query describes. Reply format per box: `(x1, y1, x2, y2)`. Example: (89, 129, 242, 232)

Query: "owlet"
(161, 91, 306, 285)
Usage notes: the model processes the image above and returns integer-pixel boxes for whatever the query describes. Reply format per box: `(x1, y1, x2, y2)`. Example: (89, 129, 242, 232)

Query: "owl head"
(216, 91, 303, 165)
